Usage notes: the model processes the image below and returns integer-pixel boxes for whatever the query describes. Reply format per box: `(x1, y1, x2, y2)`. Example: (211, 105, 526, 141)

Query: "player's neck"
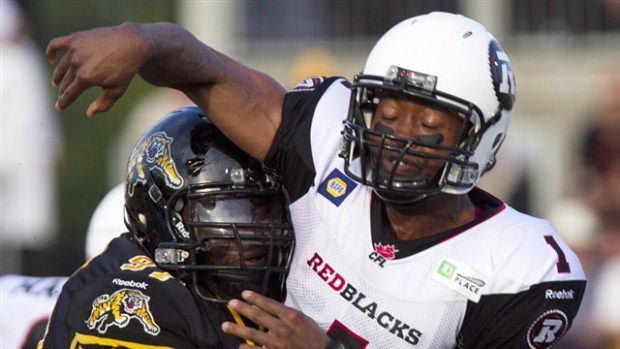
(384, 193, 475, 241)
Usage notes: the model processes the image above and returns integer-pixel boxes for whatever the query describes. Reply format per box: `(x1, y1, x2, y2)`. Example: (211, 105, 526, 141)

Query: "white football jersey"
(0, 274, 67, 349)
(264, 77, 586, 348)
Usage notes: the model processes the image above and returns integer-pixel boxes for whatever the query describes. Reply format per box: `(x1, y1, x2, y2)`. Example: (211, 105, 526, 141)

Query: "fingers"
(56, 59, 75, 98)
(240, 290, 285, 317)
(46, 34, 85, 112)
(241, 290, 307, 327)
(223, 293, 329, 349)
(55, 71, 88, 113)
(221, 321, 268, 348)
(87, 86, 128, 117)
(223, 293, 280, 347)
(47, 35, 76, 92)
(52, 50, 72, 90)
(46, 31, 128, 115)
(45, 35, 71, 66)
(53, 56, 127, 116)
(227, 296, 282, 330)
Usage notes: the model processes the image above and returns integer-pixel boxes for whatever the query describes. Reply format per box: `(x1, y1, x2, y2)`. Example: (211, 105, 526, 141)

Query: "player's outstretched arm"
(222, 291, 333, 349)
(46, 22, 285, 161)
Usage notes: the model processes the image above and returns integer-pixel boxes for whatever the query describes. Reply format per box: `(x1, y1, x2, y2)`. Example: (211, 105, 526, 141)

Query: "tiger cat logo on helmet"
(126, 132, 184, 196)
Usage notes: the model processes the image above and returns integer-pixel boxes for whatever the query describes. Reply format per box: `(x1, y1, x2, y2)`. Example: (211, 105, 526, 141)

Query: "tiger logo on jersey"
(126, 132, 183, 196)
(85, 288, 160, 336)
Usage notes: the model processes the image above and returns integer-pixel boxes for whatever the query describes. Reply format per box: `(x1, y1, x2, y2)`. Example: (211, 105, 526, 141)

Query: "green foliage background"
(22, 0, 176, 275)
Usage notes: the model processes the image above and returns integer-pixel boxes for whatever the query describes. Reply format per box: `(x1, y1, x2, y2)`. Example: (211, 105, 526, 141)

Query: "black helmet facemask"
(125, 106, 294, 304)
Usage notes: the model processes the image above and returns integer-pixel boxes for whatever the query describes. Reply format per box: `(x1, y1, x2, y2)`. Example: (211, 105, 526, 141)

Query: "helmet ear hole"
(174, 198, 185, 212)
(484, 134, 505, 173)
(137, 213, 148, 231)
(491, 133, 505, 151)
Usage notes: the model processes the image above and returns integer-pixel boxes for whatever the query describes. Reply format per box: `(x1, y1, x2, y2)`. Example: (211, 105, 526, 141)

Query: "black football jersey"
(263, 77, 587, 348)
(40, 233, 255, 349)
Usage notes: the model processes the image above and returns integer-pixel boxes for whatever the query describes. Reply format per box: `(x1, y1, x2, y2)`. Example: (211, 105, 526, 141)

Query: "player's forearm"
(135, 21, 284, 101)
(134, 21, 286, 161)
(131, 22, 213, 88)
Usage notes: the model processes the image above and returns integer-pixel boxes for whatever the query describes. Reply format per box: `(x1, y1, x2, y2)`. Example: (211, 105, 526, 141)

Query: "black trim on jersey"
(370, 187, 504, 258)
(457, 280, 587, 348)
(264, 77, 345, 203)
(326, 319, 369, 349)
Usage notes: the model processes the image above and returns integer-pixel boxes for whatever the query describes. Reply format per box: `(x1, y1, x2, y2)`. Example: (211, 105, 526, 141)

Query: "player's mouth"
(379, 154, 423, 176)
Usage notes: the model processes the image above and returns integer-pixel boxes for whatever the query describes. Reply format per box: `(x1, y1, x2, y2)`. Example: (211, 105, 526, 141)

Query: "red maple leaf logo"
(374, 242, 399, 260)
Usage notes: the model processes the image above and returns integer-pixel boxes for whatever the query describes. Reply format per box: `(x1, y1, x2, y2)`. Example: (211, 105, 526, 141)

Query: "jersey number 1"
(544, 235, 570, 273)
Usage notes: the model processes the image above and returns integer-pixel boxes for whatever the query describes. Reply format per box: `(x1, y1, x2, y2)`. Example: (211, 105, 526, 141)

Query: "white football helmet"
(340, 12, 516, 204)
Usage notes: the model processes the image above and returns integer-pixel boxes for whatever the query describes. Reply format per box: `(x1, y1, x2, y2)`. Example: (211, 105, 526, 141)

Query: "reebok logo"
(112, 278, 148, 290)
(545, 289, 574, 300)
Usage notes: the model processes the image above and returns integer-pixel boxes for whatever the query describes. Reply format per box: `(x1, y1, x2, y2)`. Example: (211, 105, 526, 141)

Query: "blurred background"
(2, 0, 620, 274)
(1, 0, 619, 346)
(0, 0, 620, 348)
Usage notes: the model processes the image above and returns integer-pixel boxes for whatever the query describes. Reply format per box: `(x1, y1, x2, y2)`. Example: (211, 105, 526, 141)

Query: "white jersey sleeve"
(0, 274, 67, 348)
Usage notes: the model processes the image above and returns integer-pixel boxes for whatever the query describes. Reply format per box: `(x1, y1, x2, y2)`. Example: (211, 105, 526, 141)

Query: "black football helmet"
(124, 106, 294, 303)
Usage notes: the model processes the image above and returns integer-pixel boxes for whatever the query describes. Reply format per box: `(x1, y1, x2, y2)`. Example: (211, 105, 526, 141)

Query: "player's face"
(192, 196, 276, 267)
(186, 194, 288, 300)
(368, 94, 463, 179)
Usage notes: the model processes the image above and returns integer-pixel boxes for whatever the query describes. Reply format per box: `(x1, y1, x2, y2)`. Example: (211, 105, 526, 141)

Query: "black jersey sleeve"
(264, 76, 343, 203)
(457, 280, 587, 348)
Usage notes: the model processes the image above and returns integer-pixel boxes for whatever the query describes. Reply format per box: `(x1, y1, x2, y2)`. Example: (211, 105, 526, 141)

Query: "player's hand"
(222, 290, 331, 349)
(45, 22, 150, 117)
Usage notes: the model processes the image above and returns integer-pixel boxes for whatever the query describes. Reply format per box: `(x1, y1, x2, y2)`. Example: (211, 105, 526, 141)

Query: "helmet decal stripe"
(488, 40, 516, 111)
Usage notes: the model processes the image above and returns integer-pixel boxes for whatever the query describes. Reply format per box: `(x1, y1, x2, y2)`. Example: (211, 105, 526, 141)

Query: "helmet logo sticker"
(488, 40, 516, 111)
(126, 132, 184, 196)
(85, 288, 160, 336)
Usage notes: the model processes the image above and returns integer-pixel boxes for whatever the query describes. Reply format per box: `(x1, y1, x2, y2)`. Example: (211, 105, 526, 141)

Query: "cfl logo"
(527, 309, 568, 348)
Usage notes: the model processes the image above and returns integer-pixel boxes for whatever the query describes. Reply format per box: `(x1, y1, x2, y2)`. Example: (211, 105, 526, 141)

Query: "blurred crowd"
(549, 67, 620, 348)
(0, 0, 63, 274)
(477, 64, 620, 349)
